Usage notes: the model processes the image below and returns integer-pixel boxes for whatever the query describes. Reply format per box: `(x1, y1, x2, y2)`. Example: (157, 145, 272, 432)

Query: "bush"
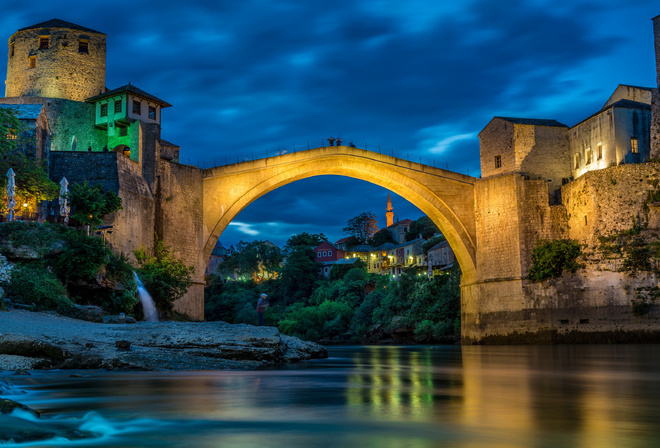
(4, 263, 71, 311)
(527, 239, 581, 282)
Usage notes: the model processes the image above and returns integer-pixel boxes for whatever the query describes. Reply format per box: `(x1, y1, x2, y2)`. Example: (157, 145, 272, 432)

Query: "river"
(2, 344, 660, 447)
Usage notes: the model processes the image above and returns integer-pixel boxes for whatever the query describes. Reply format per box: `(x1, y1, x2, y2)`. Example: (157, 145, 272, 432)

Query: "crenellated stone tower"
(651, 15, 660, 159)
(5, 19, 106, 102)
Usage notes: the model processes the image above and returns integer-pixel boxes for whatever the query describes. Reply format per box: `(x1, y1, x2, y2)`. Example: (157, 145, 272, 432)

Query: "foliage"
(0, 108, 22, 154)
(278, 246, 319, 303)
(405, 216, 440, 241)
(342, 212, 378, 245)
(527, 239, 582, 282)
(51, 230, 109, 283)
(134, 239, 195, 315)
(621, 242, 652, 276)
(0, 152, 59, 208)
(221, 240, 282, 280)
(368, 228, 396, 246)
(69, 181, 122, 227)
(3, 262, 72, 313)
(328, 258, 366, 281)
(283, 232, 327, 254)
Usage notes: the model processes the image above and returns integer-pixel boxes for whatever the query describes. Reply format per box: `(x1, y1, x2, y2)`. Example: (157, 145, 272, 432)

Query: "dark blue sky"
(1, 1, 658, 248)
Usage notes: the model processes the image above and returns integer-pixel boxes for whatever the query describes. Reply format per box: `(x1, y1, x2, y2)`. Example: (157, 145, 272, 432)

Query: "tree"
(221, 240, 282, 280)
(0, 108, 21, 154)
(405, 216, 440, 241)
(69, 181, 122, 227)
(342, 212, 378, 245)
(133, 239, 195, 315)
(279, 246, 319, 303)
(368, 228, 397, 247)
(283, 232, 327, 254)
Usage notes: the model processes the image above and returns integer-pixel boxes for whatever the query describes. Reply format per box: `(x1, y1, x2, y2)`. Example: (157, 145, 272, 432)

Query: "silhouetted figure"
(328, 137, 335, 146)
(349, 142, 356, 148)
(256, 293, 270, 326)
(336, 138, 342, 146)
(88, 146, 92, 151)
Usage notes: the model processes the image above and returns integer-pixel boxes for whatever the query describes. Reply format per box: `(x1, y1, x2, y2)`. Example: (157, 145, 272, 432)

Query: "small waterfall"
(134, 272, 158, 322)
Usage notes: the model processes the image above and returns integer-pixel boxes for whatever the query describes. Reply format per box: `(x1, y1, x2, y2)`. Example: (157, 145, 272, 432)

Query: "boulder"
(281, 335, 328, 362)
(0, 398, 40, 418)
(0, 335, 67, 360)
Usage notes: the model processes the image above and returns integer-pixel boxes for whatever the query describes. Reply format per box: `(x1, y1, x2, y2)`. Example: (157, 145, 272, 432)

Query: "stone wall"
(516, 125, 570, 193)
(479, 118, 515, 178)
(6, 25, 106, 102)
(651, 16, 660, 159)
(156, 161, 205, 319)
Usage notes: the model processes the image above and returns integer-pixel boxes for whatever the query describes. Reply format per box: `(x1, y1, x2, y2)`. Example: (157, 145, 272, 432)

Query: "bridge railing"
(179, 139, 476, 176)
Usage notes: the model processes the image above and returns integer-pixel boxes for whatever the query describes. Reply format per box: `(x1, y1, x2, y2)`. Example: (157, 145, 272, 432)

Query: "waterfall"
(133, 272, 158, 322)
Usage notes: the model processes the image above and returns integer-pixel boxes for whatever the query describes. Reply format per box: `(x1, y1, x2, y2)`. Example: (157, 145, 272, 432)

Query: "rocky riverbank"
(0, 309, 327, 371)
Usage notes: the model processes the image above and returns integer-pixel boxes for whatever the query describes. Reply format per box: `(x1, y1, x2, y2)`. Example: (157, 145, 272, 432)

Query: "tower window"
(100, 103, 108, 117)
(574, 153, 580, 170)
(132, 100, 141, 115)
(39, 37, 49, 49)
(78, 40, 89, 54)
(597, 144, 603, 160)
(114, 100, 122, 114)
(148, 106, 156, 120)
(494, 155, 502, 169)
(28, 56, 36, 68)
(585, 148, 592, 165)
(10, 43, 14, 57)
(631, 138, 639, 154)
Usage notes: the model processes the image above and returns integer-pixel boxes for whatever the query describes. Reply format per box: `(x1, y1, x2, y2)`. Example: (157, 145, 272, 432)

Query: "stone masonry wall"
(479, 118, 514, 178)
(651, 16, 660, 159)
(6, 26, 106, 102)
(516, 125, 570, 193)
(156, 161, 205, 319)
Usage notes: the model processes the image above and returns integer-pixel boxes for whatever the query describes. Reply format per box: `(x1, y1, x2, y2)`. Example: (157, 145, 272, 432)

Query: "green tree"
(527, 239, 582, 282)
(283, 232, 327, 254)
(221, 240, 282, 280)
(69, 181, 122, 227)
(343, 212, 378, 245)
(133, 239, 195, 315)
(368, 228, 397, 246)
(0, 108, 21, 154)
(279, 246, 319, 303)
(405, 216, 440, 241)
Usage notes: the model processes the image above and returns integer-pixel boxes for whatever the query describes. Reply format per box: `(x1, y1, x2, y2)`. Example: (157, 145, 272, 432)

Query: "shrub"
(4, 263, 71, 311)
(527, 239, 581, 282)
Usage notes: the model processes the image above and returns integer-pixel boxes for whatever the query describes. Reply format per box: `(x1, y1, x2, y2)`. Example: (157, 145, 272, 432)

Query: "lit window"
(494, 155, 502, 169)
(132, 100, 141, 115)
(574, 153, 580, 170)
(39, 37, 49, 50)
(100, 103, 108, 117)
(28, 56, 36, 68)
(148, 106, 156, 120)
(585, 148, 592, 165)
(114, 100, 122, 114)
(631, 138, 639, 154)
(6, 129, 17, 140)
(78, 40, 89, 54)
(597, 144, 603, 160)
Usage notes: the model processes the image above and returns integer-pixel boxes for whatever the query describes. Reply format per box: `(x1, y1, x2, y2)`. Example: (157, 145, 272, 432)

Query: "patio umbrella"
(59, 177, 70, 225)
(6, 168, 15, 222)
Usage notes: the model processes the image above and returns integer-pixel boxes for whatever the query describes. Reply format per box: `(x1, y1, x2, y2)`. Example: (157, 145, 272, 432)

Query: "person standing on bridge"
(256, 293, 270, 326)
(328, 137, 335, 146)
(336, 138, 342, 146)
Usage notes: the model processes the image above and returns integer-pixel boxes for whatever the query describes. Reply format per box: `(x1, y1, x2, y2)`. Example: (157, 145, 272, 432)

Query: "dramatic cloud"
(0, 0, 657, 247)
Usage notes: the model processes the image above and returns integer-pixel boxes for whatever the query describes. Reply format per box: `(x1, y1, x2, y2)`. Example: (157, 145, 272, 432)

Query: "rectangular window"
(585, 148, 592, 165)
(132, 100, 141, 115)
(323, 251, 327, 257)
(317, 252, 321, 258)
(494, 155, 502, 169)
(148, 106, 156, 120)
(39, 37, 49, 49)
(574, 153, 580, 170)
(28, 56, 36, 68)
(100, 103, 108, 117)
(328, 250, 332, 257)
(114, 100, 122, 114)
(597, 144, 603, 160)
(10, 43, 14, 57)
(78, 40, 89, 54)
(631, 138, 639, 154)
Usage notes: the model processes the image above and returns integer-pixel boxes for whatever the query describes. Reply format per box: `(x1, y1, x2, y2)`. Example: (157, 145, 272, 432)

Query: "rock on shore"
(0, 310, 327, 371)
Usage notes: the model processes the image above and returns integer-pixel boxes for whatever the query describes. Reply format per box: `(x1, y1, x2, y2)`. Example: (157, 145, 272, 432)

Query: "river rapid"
(1, 344, 660, 447)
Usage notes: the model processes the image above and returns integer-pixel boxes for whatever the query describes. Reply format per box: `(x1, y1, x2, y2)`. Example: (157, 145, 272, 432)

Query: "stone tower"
(386, 192, 394, 227)
(651, 15, 660, 159)
(5, 19, 106, 102)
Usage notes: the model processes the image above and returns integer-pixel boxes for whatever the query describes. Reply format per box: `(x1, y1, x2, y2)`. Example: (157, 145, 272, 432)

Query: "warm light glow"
(22, 203, 27, 208)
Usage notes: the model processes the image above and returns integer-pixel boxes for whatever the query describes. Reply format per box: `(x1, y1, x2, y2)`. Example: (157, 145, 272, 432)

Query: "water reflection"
(3, 345, 660, 447)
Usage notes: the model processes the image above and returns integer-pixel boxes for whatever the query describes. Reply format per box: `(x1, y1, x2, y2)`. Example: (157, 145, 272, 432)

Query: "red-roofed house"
(314, 242, 345, 262)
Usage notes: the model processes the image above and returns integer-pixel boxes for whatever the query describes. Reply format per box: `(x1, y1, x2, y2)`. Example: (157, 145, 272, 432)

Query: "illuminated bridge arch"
(202, 146, 478, 284)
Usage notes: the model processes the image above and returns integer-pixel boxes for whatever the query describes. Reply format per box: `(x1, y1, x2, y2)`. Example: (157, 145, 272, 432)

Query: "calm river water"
(2, 344, 660, 447)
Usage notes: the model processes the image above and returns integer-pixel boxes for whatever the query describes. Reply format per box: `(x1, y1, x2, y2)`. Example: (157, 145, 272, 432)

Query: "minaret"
(386, 193, 394, 227)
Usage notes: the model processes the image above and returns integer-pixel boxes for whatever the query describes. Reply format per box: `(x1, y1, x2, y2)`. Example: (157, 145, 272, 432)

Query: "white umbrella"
(59, 177, 70, 225)
(6, 168, 15, 222)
